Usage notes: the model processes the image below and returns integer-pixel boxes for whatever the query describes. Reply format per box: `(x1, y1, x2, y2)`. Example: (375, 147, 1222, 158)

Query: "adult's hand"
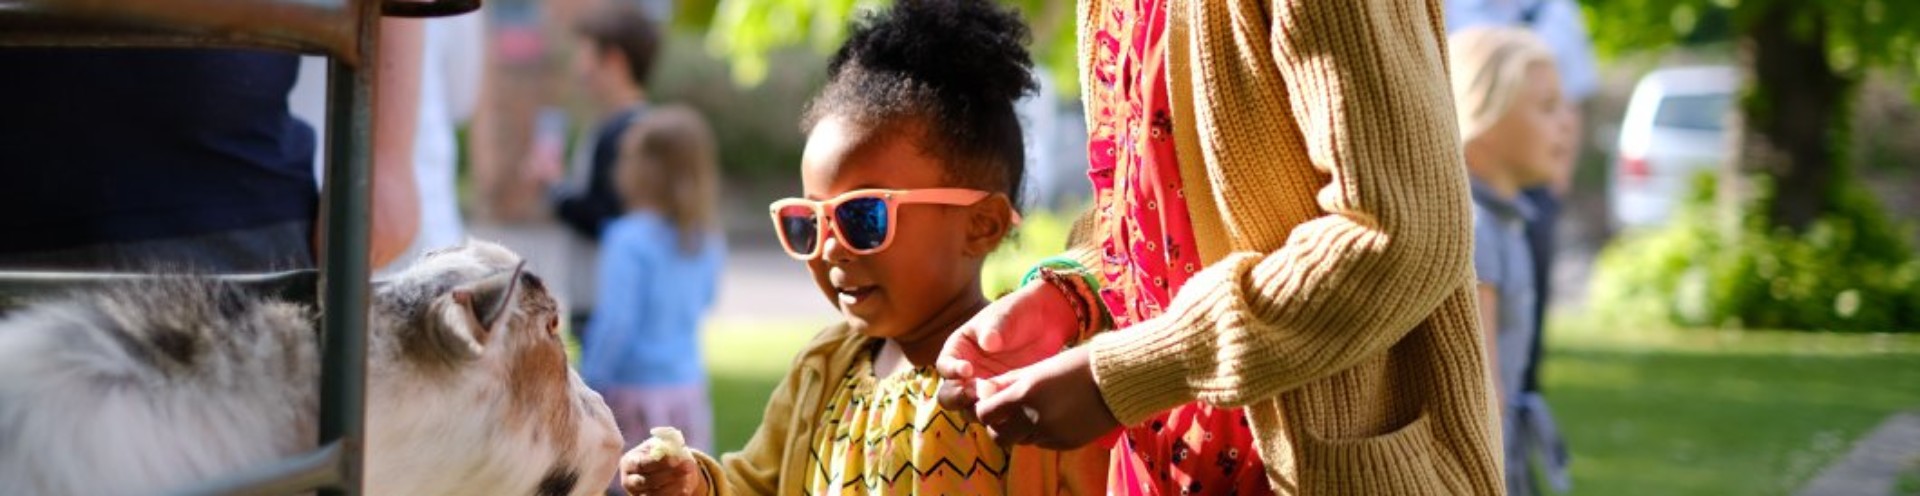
(973, 346, 1121, 451)
(934, 281, 1080, 420)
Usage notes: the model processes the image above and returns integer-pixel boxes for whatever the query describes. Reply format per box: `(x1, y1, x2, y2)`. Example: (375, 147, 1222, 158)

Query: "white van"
(1612, 65, 1740, 229)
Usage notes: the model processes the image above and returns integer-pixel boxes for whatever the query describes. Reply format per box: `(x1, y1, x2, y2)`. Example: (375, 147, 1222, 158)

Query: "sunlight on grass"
(703, 319, 827, 452)
(1897, 457, 1920, 496)
(1544, 315, 1920, 495)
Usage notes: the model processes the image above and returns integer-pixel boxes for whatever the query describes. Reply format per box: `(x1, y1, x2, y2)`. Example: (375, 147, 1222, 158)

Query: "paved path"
(1799, 410, 1920, 496)
(469, 222, 835, 327)
(710, 248, 838, 325)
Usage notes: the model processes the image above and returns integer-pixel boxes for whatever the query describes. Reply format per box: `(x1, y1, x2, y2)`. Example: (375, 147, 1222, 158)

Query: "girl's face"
(795, 114, 1002, 344)
(1473, 62, 1573, 188)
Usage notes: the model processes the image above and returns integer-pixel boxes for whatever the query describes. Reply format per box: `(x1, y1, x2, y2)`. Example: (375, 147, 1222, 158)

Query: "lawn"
(1542, 319, 1920, 495)
(700, 317, 1920, 494)
(703, 319, 827, 451)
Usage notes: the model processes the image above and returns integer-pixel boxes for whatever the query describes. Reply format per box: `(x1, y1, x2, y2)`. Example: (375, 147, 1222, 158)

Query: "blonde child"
(1449, 26, 1576, 496)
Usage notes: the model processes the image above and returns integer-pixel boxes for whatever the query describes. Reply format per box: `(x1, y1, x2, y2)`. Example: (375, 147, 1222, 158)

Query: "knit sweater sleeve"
(1084, 0, 1474, 423)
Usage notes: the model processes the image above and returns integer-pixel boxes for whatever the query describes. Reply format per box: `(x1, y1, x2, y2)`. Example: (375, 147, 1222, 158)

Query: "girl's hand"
(935, 281, 1081, 421)
(974, 346, 1121, 450)
(619, 429, 705, 496)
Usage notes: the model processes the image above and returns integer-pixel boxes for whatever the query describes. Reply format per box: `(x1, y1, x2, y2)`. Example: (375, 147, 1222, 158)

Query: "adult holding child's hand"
(937, 0, 1505, 493)
(934, 278, 1081, 419)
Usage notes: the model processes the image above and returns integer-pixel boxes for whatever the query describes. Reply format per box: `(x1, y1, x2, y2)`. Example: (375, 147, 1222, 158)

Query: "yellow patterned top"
(805, 357, 1010, 495)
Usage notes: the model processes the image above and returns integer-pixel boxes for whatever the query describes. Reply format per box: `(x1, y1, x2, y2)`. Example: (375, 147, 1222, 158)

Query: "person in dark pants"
(1519, 188, 1558, 395)
(0, 23, 422, 274)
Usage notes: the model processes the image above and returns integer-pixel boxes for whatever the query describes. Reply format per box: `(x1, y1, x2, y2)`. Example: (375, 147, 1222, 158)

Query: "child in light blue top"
(580, 106, 726, 457)
(1449, 27, 1575, 495)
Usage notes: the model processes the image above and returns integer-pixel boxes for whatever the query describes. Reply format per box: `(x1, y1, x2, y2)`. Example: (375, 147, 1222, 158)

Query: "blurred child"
(616, 1, 1106, 494)
(553, 2, 661, 240)
(579, 105, 726, 477)
(1449, 26, 1576, 496)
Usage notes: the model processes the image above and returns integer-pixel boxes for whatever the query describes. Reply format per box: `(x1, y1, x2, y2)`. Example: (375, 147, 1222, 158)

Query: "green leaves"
(1581, 0, 1918, 83)
(695, 0, 1079, 88)
(701, 0, 878, 85)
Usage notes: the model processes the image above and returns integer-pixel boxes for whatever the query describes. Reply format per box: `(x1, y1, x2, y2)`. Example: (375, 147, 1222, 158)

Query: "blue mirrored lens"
(835, 197, 889, 250)
(776, 207, 818, 255)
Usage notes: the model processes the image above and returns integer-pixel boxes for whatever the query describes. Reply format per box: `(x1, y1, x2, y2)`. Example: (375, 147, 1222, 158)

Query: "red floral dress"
(1084, 0, 1273, 494)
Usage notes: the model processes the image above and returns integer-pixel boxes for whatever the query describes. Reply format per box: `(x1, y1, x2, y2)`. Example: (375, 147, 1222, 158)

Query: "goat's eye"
(546, 316, 561, 337)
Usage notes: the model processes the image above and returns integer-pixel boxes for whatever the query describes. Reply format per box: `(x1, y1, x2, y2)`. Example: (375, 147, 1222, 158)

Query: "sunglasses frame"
(767, 188, 1021, 261)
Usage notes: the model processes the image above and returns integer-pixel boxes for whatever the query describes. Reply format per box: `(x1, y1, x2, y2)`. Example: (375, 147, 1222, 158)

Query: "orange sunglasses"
(767, 188, 1021, 260)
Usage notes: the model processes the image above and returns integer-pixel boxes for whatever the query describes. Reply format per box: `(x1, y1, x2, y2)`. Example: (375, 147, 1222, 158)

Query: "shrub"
(651, 32, 825, 182)
(1589, 173, 1920, 331)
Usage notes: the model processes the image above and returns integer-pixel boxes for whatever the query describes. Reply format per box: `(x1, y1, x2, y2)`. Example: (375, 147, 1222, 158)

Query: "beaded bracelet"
(1034, 267, 1094, 338)
(1021, 256, 1110, 340)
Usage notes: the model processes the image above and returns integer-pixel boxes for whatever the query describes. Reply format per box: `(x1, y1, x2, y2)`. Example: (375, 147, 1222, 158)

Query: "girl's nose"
(819, 230, 857, 264)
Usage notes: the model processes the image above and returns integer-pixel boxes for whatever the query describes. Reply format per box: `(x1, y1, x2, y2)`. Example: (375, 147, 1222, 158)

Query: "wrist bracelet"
(1035, 267, 1102, 338)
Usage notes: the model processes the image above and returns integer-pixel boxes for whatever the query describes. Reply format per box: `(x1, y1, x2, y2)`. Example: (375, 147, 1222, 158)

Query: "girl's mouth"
(837, 285, 878, 308)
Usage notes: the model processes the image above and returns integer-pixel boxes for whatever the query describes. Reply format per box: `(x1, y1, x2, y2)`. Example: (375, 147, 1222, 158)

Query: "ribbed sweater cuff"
(1087, 314, 1199, 424)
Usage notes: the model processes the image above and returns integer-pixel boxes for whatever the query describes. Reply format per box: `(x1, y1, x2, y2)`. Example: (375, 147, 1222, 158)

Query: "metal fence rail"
(0, 0, 477, 494)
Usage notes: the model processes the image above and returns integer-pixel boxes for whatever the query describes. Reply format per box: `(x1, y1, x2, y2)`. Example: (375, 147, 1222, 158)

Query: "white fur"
(0, 241, 621, 496)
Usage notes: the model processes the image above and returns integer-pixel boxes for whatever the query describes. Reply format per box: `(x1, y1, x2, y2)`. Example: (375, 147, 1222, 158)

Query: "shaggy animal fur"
(0, 241, 622, 495)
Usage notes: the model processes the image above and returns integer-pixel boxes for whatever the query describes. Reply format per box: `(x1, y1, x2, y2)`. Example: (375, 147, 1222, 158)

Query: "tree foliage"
(1581, 0, 1920, 98)
(1583, 0, 1920, 331)
(672, 0, 1080, 88)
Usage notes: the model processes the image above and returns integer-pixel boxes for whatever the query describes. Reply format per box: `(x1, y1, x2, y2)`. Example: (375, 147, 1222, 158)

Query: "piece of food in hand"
(642, 427, 693, 463)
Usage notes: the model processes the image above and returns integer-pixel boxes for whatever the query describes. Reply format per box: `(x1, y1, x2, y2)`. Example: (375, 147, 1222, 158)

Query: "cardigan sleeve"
(1084, 0, 1475, 423)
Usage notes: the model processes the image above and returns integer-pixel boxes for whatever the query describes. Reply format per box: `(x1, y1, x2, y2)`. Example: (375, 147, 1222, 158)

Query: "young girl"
(580, 106, 726, 462)
(1449, 27, 1574, 496)
(618, 1, 1106, 494)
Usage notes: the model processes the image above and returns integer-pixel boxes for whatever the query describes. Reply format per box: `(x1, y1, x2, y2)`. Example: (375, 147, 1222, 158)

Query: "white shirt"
(410, 13, 486, 255)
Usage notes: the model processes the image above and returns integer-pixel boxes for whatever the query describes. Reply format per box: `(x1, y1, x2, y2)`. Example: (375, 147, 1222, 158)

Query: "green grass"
(1898, 457, 1920, 496)
(699, 316, 1920, 494)
(704, 320, 826, 451)
(1542, 319, 1920, 495)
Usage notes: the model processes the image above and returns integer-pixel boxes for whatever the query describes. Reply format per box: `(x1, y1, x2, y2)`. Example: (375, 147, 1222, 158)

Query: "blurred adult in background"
(0, 21, 422, 273)
(546, 2, 660, 242)
(518, 2, 662, 328)
(1450, 25, 1578, 496)
(295, 11, 485, 274)
(401, 12, 486, 265)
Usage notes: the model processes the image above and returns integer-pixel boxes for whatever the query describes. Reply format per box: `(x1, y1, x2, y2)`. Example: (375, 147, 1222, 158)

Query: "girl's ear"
(963, 194, 1016, 258)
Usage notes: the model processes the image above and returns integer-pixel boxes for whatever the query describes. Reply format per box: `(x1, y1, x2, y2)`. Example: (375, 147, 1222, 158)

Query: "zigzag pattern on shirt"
(805, 366, 1015, 494)
(805, 445, 1012, 494)
(821, 408, 985, 446)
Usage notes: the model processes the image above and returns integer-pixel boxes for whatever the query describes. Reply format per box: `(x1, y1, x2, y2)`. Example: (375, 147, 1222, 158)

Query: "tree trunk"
(1723, 3, 1852, 233)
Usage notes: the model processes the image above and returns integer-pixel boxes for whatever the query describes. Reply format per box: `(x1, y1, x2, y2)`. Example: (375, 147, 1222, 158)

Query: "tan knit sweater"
(1077, 0, 1504, 494)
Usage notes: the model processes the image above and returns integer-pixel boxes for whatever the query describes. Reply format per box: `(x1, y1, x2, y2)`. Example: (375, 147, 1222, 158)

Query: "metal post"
(317, 0, 378, 494)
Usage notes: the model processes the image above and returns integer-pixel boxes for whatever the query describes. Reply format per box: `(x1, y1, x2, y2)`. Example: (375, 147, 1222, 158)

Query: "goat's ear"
(416, 265, 523, 362)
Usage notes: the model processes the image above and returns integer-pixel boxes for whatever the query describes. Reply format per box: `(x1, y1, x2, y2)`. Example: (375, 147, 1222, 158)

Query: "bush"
(651, 32, 825, 182)
(1589, 174, 1920, 331)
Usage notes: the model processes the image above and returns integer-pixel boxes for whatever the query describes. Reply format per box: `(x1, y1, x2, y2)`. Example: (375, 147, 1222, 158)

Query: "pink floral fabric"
(1084, 0, 1273, 494)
